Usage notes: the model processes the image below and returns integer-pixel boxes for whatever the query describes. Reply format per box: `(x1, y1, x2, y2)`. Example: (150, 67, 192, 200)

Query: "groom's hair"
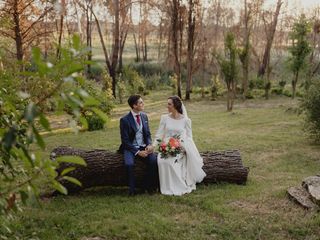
(128, 95, 142, 109)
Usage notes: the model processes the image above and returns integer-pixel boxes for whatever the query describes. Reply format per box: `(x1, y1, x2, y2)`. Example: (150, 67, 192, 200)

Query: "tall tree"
(238, 0, 264, 98)
(306, 10, 320, 89)
(82, 0, 121, 97)
(258, 0, 283, 99)
(288, 15, 312, 99)
(258, 0, 282, 77)
(185, 0, 197, 100)
(0, 0, 53, 66)
(56, 0, 66, 59)
(171, 0, 182, 98)
(219, 32, 238, 111)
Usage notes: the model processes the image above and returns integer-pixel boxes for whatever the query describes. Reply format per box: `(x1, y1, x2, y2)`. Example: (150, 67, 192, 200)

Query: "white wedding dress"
(154, 114, 206, 196)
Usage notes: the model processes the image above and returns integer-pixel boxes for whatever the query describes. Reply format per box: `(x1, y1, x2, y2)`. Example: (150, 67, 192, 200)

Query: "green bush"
(283, 89, 292, 97)
(122, 66, 145, 95)
(250, 89, 265, 98)
(271, 88, 283, 95)
(129, 62, 162, 76)
(88, 64, 104, 81)
(82, 80, 114, 115)
(245, 91, 254, 99)
(0, 71, 21, 103)
(0, 36, 109, 229)
(85, 113, 105, 131)
(144, 74, 160, 90)
(279, 80, 286, 88)
(301, 80, 320, 142)
(249, 77, 265, 89)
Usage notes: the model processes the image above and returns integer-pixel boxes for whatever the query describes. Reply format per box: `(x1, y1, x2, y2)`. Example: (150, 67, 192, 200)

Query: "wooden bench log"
(51, 146, 249, 193)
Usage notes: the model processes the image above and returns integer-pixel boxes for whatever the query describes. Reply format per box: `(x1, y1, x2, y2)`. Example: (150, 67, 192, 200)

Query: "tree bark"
(258, 0, 282, 78)
(12, 0, 24, 63)
(186, 0, 195, 101)
(51, 146, 249, 193)
(292, 71, 298, 99)
(172, 0, 182, 98)
(110, 0, 120, 98)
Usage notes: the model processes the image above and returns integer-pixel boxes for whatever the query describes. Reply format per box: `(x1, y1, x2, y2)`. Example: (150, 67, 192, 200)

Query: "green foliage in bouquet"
(156, 135, 183, 159)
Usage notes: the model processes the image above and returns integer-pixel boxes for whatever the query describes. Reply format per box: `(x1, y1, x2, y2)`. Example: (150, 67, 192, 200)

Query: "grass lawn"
(3, 92, 320, 240)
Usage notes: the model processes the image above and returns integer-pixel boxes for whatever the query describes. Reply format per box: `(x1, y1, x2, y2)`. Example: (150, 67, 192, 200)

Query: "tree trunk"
(13, 0, 24, 64)
(110, 0, 120, 98)
(172, 0, 182, 98)
(118, 24, 128, 73)
(143, 34, 148, 62)
(258, 0, 282, 78)
(292, 72, 298, 99)
(86, 6, 93, 77)
(158, 19, 163, 60)
(51, 146, 249, 193)
(186, 0, 195, 101)
(133, 31, 140, 62)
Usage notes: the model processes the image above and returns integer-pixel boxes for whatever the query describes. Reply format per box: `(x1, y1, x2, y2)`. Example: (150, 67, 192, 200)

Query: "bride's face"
(167, 99, 175, 113)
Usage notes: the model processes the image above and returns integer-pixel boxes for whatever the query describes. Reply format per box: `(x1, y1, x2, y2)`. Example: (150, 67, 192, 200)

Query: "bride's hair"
(168, 96, 183, 114)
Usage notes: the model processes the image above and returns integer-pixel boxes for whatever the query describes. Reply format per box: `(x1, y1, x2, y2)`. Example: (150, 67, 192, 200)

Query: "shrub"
(249, 77, 264, 89)
(245, 91, 254, 99)
(271, 88, 283, 95)
(279, 80, 286, 88)
(144, 74, 160, 90)
(301, 80, 320, 142)
(88, 64, 104, 81)
(283, 89, 292, 97)
(85, 113, 105, 131)
(121, 66, 145, 95)
(129, 62, 162, 76)
(82, 80, 114, 114)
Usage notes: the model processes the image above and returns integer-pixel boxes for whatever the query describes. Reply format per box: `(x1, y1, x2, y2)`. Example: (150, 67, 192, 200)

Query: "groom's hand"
(137, 150, 148, 158)
(145, 145, 154, 154)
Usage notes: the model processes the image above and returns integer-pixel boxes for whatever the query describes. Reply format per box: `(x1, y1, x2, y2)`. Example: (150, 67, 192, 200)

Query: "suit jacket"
(118, 111, 152, 155)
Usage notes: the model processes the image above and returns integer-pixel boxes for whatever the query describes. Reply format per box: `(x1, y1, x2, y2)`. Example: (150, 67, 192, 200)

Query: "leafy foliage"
(0, 35, 108, 226)
(301, 79, 320, 142)
(219, 32, 238, 89)
(288, 15, 312, 97)
(121, 66, 145, 95)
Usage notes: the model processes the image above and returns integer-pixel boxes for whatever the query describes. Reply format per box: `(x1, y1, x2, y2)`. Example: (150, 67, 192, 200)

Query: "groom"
(119, 95, 158, 195)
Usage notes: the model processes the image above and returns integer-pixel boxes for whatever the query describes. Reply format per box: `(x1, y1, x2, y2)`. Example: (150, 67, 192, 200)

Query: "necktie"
(135, 114, 141, 125)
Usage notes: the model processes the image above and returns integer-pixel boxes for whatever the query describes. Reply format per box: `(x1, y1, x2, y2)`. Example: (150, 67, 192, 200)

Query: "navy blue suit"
(119, 112, 158, 194)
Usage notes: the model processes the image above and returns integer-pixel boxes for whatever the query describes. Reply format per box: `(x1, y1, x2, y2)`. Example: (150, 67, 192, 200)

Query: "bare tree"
(185, 0, 197, 100)
(171, 0, 182, 98)
(79, 0, 121, 97)
(0, 0, 53, 67)
(257, 0, 283, 99)
(238, 0, 264, 98)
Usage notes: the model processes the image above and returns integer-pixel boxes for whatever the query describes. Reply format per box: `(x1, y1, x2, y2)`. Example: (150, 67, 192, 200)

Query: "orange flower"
(169, 137, 180, 148)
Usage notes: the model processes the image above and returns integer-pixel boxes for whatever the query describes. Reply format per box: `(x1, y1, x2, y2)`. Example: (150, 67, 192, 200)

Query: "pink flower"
(160, 142, 167, 151)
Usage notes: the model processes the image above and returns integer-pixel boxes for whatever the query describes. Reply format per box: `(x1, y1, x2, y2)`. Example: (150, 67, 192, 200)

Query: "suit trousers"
(124, 148, 158, 194)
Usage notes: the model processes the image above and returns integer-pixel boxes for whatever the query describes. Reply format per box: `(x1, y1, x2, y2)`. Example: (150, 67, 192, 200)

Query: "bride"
(152, 96, 206, 195)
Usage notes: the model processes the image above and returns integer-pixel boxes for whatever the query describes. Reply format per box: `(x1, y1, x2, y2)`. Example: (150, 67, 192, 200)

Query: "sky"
(264, 0, 320, 11)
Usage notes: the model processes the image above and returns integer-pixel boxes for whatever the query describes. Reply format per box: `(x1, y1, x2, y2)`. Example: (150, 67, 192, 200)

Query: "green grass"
(3, 92, 320, 240)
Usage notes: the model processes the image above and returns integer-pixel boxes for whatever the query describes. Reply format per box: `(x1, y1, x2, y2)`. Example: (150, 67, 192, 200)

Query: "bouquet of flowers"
(156, 135, 183, 158)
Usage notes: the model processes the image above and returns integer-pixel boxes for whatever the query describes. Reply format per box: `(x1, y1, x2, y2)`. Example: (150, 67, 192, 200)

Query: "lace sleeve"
(153, 115, 166, 147)
(186, 118, 193, 139)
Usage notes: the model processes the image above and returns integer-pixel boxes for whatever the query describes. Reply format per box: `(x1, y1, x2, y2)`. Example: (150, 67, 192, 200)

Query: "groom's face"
(133, 98, 144, 112)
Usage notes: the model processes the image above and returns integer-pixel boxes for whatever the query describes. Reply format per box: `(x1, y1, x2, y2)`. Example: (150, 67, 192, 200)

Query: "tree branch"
(21, 6, 53, 37)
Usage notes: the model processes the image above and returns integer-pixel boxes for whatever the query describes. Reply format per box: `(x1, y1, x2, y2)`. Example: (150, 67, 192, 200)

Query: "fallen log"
(51, 146, 249, 193)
